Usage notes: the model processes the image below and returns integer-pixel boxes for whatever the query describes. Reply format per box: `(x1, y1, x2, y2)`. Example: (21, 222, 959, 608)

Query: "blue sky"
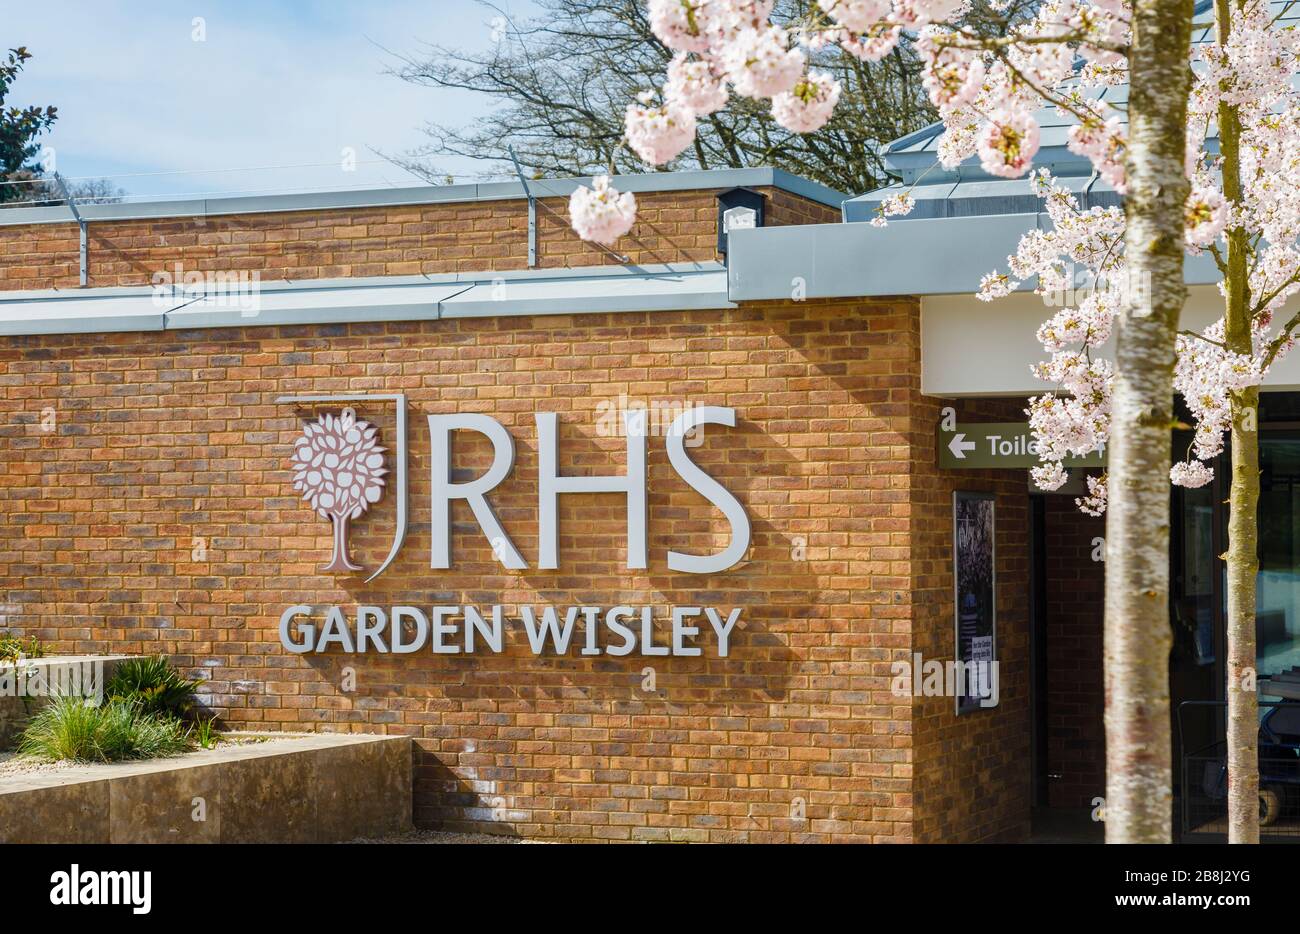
(9, 0, 537, 199)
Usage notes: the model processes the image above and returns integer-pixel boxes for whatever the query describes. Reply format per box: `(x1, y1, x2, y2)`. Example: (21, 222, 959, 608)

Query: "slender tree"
(986, 0, 1298, 842)
(1101, 0, 1194, 844)
(1208, 0, 1300, 845)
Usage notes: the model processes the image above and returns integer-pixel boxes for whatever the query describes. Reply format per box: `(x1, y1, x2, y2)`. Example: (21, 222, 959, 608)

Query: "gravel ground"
(0, 734, 306, 782)
(0, 751, 78, 779)
(349, 829, 550, 844)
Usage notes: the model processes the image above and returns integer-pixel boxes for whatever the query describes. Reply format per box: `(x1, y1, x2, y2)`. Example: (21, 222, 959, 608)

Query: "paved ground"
(1029, 807, 1104, 843)
(349, 829, 549, 844)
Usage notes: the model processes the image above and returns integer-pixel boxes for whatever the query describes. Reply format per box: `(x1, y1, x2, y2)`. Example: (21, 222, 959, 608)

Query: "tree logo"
(290, 407, 387, 573)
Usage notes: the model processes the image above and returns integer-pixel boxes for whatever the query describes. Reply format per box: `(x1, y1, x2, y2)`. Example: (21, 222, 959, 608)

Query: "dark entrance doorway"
(1029, 391, 1300, 841)
(1177, 408, 1300, 839)
(1029, 489, 1107, 842)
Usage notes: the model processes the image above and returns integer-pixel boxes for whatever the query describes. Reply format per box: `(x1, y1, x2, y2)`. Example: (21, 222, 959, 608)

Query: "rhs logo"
(290, 407, 388, 573)
(277, 391, 748, 584)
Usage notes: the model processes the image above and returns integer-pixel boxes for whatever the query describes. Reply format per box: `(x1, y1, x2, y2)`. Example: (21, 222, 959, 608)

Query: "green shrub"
(105, 656, 199, 717)
(18, 697, 192, 762)
(0, 631, 45, 663)
(191, 717, 221, 750)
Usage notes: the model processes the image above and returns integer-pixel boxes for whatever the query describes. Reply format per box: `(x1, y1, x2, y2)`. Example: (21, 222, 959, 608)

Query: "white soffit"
(921, 286, 1300, 397)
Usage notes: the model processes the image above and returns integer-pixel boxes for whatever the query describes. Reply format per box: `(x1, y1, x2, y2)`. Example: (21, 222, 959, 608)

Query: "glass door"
(1170, 466, 1222, 791)
(1257, 432, 1300, 696)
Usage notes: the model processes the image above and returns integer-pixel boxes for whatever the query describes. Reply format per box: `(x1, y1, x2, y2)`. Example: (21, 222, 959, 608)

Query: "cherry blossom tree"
(981, 0, 1297, 843)
(291, 409, 388, 573)
(566, 0, 1228, 842)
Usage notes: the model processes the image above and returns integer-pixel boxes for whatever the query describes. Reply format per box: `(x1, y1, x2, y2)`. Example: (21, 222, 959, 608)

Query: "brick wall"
(1043, 496, 1106, 809)
(1, 298, 944, 842)
(0, 185, 1034, 842)
(909, 396, 1033, 843)
(0, 185, 838, 292)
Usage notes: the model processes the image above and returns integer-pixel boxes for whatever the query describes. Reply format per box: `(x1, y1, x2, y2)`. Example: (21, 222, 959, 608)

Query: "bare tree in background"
(386, 0, 943, 193)
(1, 174, 126, 207)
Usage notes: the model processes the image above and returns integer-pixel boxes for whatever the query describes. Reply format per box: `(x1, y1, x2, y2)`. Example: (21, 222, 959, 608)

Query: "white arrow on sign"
(948, 433, 976, 459)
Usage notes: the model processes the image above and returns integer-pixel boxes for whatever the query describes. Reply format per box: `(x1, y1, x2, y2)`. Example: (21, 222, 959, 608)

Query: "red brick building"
(2, 164, 1295, 842)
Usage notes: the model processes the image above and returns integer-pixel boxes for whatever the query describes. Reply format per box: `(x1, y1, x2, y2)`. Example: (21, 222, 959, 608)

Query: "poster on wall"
(954, 491, 997, 714)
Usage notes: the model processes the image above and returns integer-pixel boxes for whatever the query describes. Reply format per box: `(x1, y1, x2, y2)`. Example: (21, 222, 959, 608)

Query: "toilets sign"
(275, 393, 751, 658)
(937, 421, 1107, 470)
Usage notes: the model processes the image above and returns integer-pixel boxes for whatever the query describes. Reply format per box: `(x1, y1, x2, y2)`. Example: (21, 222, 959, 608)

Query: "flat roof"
(0, 167, 849, 226)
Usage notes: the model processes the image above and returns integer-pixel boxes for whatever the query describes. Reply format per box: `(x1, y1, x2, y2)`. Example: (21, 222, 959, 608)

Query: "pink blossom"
(823, 0, 891, 33)
(1036, 293, 1115, 352)
(771, 71, 842, 133)
(1067, 115, 1127, 192)
(712, 0, 776, 35)
(977, 271, 1019, 300)
(625, 98, 697, 165)
(893, 0, 967, 28)
(870, 191, 915, 227)
(720, 26, 805, 98)
(1171, 461, 1214, 488)
(1184, 186, 1228, 247)
(568, 176, 637, 246)
(839, 24, 902, 62)
(1073, 0, 1129, 68)
(648, 0, 712, 53)
(665, 53, 729, 115)
(935, 114, 979, 168)
(1077, 474, 1107, 517)
(1031, 461, 1068, 492)
(978, 109, 1041, 178)
(921, 46, 986, 108)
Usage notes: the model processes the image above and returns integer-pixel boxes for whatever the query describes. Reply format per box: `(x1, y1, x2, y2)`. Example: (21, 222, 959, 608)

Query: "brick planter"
(0, 733, 411, 843)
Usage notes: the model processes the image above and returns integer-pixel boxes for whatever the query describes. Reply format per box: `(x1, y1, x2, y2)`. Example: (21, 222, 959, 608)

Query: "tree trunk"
(1104, 0, 1195, 844)
(1226, 389, 1260, 842)
(1216, 0, 1260, 841)
(323, 513, 362, 573)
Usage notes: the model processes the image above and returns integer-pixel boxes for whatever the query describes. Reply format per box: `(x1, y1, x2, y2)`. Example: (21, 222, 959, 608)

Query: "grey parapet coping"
(0, 167, 850, 226)
(440, 265, 733, 318)
(0, 290, 168, 336)
(0, 261, 732, 335)
(725, 214, 1226, 301)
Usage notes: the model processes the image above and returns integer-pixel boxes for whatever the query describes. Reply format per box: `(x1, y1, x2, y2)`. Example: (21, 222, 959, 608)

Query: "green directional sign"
(937, 422, 1107, 470)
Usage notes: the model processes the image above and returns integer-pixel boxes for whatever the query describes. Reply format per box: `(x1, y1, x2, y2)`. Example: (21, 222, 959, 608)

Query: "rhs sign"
(276, 393, 751, 658)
